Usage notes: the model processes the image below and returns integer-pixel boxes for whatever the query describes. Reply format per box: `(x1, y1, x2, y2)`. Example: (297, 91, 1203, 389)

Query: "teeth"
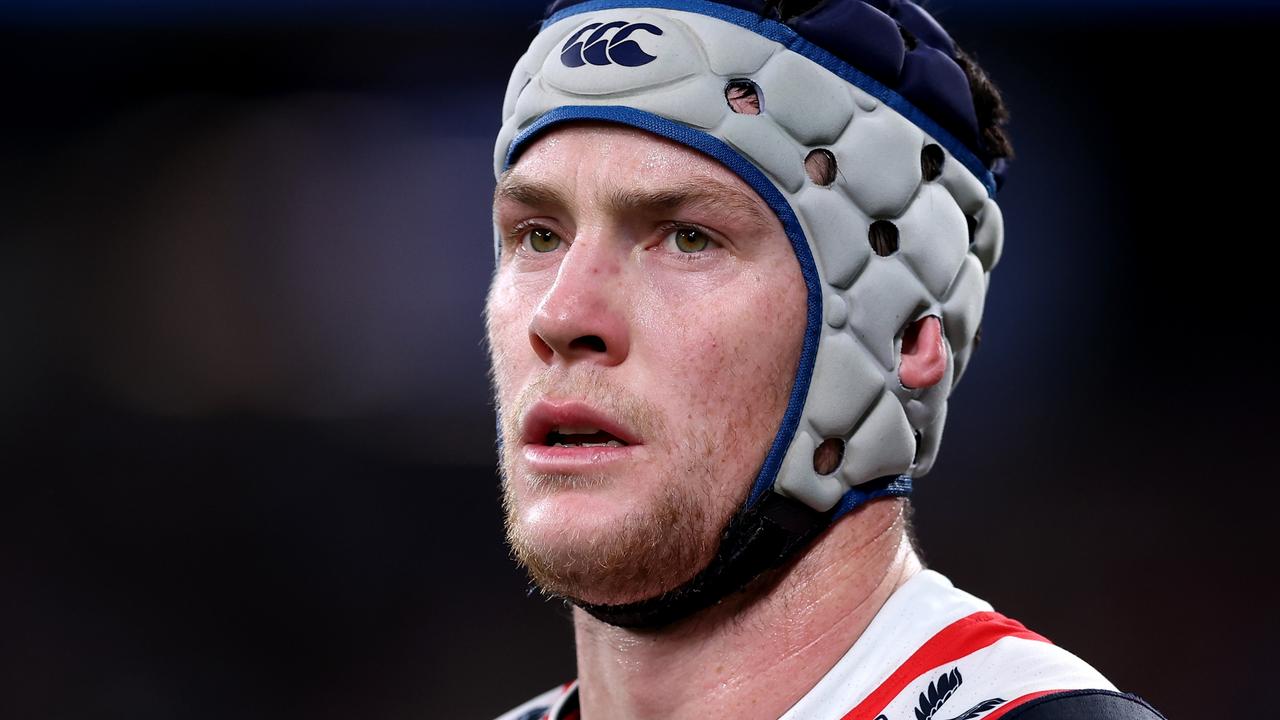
(550, 440, 624, 448)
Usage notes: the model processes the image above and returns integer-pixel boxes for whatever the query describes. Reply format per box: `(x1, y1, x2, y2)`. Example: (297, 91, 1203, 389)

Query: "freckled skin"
(487, 123, 808, 606)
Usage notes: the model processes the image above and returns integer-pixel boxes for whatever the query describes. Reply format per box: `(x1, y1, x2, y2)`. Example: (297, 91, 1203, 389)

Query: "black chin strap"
(575, 474, 912, 629)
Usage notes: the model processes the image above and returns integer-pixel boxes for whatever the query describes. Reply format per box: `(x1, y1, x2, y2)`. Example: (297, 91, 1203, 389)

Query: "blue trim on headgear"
(832, 474, 913, 521)
(505, 105, 822, 508)
(543, 0, 999, 198)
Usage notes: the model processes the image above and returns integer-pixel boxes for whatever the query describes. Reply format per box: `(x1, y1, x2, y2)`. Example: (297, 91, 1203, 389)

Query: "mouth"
(544, 428, 628, 448)
(522, 400, 640, 446)
(520, 400, 640, 469)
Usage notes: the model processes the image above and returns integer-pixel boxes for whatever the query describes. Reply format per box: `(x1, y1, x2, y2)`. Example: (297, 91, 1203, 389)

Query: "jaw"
(502, 469, 718, 606)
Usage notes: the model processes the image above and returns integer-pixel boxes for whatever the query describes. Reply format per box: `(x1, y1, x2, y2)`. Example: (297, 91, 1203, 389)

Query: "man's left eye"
(523, 228, 562, 253)
(669, 228, 713, 253)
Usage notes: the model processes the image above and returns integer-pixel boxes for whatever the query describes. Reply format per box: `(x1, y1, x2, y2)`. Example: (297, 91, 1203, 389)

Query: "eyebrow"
(494, 172, 776, 231)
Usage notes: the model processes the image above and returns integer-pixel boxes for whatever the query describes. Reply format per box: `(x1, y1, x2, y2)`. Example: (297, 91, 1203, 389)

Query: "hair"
(951, 46, 1014, 161)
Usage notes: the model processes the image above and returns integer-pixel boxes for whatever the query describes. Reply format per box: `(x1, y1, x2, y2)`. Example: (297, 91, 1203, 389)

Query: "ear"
(899, 315, 946, 389)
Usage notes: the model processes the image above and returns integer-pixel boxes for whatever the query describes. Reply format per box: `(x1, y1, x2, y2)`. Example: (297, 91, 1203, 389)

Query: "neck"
(572, 498, 922, 720)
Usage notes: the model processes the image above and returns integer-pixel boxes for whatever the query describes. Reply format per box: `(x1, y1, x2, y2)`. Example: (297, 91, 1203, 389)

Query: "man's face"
(486, 123, 806, 606)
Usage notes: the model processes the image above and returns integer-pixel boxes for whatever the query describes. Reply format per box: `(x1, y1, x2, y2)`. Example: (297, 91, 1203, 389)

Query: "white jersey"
(495, 569, 1135, 720)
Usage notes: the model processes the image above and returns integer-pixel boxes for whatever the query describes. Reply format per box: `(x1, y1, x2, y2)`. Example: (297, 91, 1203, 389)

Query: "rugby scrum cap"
(494, 0, 1008, 628)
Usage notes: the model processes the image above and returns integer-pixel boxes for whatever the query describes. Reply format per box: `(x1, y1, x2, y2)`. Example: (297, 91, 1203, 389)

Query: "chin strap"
(575, 474, 913, 629)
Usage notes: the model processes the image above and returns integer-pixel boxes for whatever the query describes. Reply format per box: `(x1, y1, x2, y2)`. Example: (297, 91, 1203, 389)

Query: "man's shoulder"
(490, 573, 1168, 720)
(493, 683, 574, 720)
(1001, 689, 1166, 719)
(783, 570, 1167, 719)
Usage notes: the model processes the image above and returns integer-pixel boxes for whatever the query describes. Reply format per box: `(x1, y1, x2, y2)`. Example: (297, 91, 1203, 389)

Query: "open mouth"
(544, 427, 628, 448)
(520, 401, 640, 470)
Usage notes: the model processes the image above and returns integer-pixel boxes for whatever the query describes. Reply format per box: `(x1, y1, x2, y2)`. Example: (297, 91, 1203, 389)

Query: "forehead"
(498, 122, 770, 213)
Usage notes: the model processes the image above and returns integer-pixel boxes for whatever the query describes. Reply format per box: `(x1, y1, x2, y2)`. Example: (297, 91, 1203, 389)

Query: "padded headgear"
(495, 0, 1006, 626)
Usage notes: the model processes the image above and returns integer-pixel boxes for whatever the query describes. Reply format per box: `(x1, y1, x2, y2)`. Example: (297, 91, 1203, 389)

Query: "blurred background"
(2, 0, 1277, 717)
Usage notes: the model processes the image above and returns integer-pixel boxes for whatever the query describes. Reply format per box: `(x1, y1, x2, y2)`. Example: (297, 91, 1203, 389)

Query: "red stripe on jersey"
(981, 690, 1060, 719)
(839, 611, 1051, 720)
(541, 682, 576, 720)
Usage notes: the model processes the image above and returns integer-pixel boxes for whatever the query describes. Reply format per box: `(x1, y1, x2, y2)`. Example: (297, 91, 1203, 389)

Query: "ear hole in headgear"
(912, 430, 922, 465)
(965, 215, 977, 247)
(868, 220, 899, 256)
(921, 144, 945, 182)
(725, 79, 761, 115)
(813, 437, 844, 475)
(805, 149, 837, 186)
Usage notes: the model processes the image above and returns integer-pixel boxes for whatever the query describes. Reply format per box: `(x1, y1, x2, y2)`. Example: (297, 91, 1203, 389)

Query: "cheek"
(485, 272, 539, 400)
(719, 289, 806, 430)
(637, 263, 807, 467)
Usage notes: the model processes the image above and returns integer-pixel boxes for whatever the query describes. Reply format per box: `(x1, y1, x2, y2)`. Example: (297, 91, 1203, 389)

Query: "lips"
(521, 400, 641, 448)
(517, 400, 642, 472)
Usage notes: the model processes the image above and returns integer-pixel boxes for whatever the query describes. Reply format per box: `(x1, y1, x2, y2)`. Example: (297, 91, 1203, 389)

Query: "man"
(486, 1, 1166, 718)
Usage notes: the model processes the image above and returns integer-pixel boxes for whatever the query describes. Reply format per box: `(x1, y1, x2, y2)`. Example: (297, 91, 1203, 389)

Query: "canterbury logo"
(560, 21, 664, 68)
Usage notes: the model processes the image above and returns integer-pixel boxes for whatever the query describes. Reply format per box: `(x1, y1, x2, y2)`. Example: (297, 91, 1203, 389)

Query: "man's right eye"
(523, 228, 562, 253)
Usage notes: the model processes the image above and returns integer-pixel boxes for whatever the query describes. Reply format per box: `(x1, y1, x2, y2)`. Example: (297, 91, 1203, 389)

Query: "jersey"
(494, 570, 1166, 720)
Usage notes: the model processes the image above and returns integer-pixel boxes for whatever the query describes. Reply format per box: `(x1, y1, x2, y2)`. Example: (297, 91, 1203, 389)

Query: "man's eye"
(523, 228, 562, 253)
(669, 228, 712, 253)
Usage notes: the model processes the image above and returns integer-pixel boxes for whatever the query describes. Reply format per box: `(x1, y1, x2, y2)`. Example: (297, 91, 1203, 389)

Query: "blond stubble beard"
(497, 370, 750, 606)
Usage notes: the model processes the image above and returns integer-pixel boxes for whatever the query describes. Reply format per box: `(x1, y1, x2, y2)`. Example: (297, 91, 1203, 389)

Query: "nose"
(528, 234, 631, 367)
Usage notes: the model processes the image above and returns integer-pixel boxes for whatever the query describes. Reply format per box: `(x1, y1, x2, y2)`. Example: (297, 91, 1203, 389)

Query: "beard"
(496, 370, 747, 606)
(501, 470, 716, 605)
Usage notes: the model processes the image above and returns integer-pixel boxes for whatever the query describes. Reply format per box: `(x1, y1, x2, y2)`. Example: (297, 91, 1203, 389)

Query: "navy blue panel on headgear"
(787, 1, 907, 83)
(893, 0, 955, 54)
(781, 0, 997, 173)
(899, 45, 980, 149)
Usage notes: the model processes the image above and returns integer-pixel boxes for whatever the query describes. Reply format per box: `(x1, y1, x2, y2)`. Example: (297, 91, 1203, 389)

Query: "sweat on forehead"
(496, 124, 776, 231)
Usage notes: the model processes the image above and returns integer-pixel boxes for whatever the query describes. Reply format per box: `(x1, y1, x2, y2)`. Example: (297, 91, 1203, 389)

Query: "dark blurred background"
(2, 0, 1277, 717)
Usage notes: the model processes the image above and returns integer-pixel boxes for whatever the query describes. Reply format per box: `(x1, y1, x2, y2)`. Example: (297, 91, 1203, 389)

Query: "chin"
(503, 478, 718, 605)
